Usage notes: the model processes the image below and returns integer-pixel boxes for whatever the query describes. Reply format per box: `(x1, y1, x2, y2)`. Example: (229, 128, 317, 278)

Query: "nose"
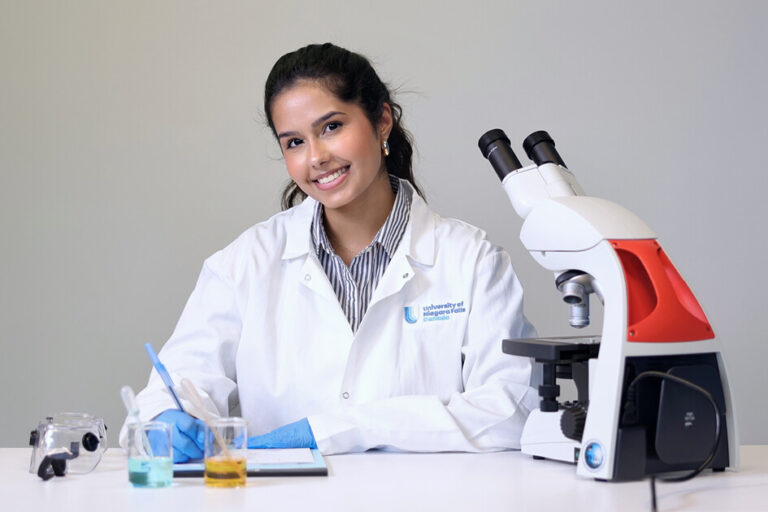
(309, 139, 331, 169)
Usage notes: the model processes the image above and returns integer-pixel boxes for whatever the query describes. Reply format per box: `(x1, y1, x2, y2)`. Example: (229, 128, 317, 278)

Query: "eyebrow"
(277, 111, 346, 139)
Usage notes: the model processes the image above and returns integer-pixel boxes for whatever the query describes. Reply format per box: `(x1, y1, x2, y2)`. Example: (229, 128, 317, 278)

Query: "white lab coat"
(124, 181, 538, 454)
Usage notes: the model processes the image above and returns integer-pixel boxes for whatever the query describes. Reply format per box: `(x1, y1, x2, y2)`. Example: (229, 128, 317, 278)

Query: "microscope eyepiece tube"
(522, 130, 567, 168)
(478, 129, 523, 181)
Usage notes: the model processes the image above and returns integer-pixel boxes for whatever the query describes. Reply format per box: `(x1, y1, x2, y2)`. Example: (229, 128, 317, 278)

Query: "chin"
(317, 197, 351, 210)
(311, 185, 355, 210)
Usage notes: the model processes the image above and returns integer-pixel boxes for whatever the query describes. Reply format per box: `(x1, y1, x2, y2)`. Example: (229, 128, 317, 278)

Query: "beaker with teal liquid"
(126, 421, 173, 487)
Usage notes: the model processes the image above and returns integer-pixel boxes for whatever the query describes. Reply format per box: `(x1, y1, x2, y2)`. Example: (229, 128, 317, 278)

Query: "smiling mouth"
(315, 166, 349, 185)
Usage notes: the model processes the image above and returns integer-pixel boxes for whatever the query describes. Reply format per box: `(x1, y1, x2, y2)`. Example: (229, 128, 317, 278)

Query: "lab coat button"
(342, 392, 350, 399)
(304, 274, 311, 281)
(402, 273, 409, 279)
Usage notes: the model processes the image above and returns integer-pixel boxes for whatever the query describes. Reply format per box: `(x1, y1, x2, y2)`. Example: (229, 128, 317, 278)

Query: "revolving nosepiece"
(478, 129, 523, 181)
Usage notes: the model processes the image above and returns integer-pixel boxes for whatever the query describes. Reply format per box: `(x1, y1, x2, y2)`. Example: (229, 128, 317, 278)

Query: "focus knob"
(561, 404, 587, 442)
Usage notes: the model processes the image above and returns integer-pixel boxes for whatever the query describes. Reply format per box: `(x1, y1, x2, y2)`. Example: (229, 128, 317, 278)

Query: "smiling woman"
(264, 43, 421, 210)
(122, 42, 539, 460)
(270, 81, 395, 262)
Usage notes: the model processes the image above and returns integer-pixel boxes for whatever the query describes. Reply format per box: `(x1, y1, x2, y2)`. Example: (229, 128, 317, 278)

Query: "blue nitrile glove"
(247, 418, 317, 449)
(153, 409, 206, 463)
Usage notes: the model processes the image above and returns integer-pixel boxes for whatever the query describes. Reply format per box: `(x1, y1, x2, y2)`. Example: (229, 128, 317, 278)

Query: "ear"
(378, 103, 393, 141)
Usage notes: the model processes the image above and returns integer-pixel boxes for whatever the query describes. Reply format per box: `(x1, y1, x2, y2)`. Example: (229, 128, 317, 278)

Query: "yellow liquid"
(204, 457, 247, 487)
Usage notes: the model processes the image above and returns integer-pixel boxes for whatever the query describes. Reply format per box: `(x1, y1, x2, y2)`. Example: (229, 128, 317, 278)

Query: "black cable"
(625, 370, 722, 512)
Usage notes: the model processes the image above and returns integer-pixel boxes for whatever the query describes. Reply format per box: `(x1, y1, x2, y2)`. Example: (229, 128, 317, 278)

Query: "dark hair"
(264, 43, 423, 210)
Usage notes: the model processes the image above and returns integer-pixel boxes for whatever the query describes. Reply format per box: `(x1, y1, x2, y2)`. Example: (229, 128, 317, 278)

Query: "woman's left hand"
(247, 417, 317, 449)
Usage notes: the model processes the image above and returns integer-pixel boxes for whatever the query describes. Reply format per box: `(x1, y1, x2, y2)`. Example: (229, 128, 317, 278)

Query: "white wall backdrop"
(1, 0, 766, 447)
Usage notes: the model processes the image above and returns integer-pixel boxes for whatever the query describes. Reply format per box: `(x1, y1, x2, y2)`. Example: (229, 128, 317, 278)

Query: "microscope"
(478, 130, 737, 481)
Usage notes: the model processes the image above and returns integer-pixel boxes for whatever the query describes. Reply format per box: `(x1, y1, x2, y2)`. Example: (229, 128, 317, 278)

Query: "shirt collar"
(282, 178, 434, 267)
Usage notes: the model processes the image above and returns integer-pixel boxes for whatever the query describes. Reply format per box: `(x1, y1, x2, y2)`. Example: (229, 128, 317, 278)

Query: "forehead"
(271, 81, 360, 129)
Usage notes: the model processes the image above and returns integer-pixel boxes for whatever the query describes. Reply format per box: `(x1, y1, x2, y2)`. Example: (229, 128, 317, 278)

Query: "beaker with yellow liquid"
(204, 456, 247, 487)
(204, 417, 247, 488)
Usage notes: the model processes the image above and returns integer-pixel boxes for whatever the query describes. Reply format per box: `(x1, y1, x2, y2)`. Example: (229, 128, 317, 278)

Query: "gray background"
(1, 0, 766, 447)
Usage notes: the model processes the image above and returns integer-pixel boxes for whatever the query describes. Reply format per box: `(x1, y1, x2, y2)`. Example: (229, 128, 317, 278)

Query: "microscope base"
(520, 409, 579, 464)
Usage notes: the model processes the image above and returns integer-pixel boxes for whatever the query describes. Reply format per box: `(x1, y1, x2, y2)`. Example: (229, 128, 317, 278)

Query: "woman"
(123, 43, 537, 462)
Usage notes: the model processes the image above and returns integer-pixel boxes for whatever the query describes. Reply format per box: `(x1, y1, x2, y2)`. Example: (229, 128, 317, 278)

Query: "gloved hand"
(247, 418, 317, 449)
(153, 409, 206, 463)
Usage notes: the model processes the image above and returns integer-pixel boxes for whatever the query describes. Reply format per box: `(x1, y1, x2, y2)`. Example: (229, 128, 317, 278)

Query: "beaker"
(126, 421, 173, 488)
(204, 417, 247, 487)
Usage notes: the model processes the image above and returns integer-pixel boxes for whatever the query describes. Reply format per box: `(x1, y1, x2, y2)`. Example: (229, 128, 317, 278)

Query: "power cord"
(624, 370, 722, 512)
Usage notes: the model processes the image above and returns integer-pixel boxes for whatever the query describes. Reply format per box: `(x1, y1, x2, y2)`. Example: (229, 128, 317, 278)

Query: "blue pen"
(144, 342, 185, 412)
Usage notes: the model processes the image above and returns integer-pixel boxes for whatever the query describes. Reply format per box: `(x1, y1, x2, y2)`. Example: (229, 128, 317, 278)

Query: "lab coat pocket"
(396, 313, 465, 400)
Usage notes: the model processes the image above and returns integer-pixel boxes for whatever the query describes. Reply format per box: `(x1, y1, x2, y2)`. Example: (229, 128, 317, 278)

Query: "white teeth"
(317, 167, 347, 184)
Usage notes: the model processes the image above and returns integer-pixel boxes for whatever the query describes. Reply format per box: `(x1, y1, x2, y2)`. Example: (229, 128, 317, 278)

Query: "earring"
(382, 140, 390, 157)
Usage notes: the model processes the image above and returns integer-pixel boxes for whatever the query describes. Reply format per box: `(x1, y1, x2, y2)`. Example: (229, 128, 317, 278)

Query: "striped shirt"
(311, 175, 412, 333)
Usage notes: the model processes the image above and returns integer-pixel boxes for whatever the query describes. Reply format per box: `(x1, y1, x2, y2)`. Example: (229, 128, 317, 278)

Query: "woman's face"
(270, 81, 392, 212)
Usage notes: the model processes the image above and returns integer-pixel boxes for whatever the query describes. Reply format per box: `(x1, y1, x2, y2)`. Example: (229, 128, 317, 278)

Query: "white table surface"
(2, 446, 766, 511)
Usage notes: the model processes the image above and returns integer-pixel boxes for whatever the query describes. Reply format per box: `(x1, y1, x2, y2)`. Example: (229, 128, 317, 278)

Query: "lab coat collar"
(399, 181, 435, 266)
(281, 196, 317, 260)
(280, 179, 435, 266)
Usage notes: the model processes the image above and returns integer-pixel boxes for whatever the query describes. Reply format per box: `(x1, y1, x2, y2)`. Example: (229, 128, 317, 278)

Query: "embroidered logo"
(404, 301, 466, 324)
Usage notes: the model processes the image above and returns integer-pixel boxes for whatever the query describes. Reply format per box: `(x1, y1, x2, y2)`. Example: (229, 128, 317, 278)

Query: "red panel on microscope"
(610, 239, 714, 342)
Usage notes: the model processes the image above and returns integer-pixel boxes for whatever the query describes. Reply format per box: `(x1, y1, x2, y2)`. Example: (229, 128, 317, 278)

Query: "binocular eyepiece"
(478, 129, 567, 181)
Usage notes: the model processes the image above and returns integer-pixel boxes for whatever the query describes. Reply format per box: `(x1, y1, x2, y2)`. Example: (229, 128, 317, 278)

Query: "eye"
(324, 121, 342, 134)
(285, 137, 303, 149)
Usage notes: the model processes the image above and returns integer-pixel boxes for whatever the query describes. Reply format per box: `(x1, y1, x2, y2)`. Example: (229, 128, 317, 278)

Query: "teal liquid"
(128, 456, 173, 487)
